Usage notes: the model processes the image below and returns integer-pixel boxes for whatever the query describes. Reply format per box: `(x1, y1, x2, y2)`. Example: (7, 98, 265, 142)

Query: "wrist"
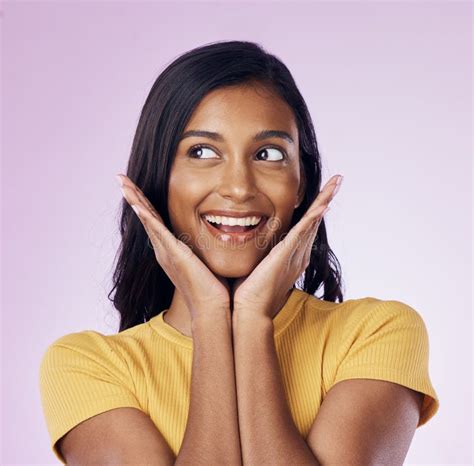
(232, 307, 273, 329)
(191, 305, 232, 330)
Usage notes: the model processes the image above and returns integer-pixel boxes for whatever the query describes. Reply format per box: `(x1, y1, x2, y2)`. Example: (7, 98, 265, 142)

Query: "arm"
(51, 310, 242, 465)
(306, 378, 423, 465)
(176, 309, 242, 466)
(232, 312, 424, 466)
(228, 176, 341, 464)
(232, 313, 319, 465)
(116, 174, 242, 464)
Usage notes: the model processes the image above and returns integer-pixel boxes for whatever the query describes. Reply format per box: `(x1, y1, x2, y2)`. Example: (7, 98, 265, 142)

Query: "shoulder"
(43, 329, 112, 351)
(40, 320, 154, 368)
(301, 294, 440, 427)
(39, 327, 148, 460)
(38, 329, 130, 395)
(38, 322, 155, 401)
(40, 330, 110, 368)
(302, 293, 427, 333)
(40, 329, 123, 367)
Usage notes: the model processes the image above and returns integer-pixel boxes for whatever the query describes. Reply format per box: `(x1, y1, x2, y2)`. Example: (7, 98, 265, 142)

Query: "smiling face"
(167, 82, 306, 278)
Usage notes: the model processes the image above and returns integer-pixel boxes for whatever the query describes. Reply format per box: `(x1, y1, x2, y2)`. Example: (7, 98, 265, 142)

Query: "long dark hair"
(108, 40, 344, 332)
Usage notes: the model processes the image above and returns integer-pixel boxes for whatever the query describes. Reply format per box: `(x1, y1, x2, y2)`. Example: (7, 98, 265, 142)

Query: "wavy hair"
(108, 40, 344, 332)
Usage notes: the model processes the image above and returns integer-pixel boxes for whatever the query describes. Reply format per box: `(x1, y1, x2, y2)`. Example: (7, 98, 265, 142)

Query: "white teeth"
(203, 215, 262, 226)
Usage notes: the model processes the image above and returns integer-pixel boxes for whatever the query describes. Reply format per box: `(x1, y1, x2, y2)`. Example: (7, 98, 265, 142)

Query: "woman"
(39, 40, 439, 465)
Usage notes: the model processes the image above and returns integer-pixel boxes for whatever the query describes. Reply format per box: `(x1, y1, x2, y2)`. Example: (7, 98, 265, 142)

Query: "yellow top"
(39, 289, 440, 464)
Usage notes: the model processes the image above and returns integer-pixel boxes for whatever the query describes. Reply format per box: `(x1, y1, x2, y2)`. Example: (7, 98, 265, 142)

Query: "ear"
(295, 161, 306, 209)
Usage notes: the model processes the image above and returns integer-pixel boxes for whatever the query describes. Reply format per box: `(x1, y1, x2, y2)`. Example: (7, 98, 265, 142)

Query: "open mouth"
(202, 216, 267, 234)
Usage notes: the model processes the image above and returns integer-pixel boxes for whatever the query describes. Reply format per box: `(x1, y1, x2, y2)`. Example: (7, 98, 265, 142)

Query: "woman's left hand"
(232, 174, 343, 321)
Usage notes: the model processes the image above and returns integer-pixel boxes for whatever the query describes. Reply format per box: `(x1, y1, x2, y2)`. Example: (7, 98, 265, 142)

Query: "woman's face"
(168, 83, 306, 278)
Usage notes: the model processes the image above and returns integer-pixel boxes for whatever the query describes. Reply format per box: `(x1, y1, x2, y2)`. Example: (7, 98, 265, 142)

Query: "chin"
(203, 253, 260, 278)
(214, 268, 251, 278)
(209, 261, 255, 278)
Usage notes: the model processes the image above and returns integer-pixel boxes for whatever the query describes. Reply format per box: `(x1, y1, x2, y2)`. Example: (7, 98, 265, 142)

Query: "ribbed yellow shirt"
(39, 289, 440, 464)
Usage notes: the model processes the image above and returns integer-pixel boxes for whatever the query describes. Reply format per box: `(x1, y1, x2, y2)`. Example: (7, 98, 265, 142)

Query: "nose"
(217, 158, 258, 203)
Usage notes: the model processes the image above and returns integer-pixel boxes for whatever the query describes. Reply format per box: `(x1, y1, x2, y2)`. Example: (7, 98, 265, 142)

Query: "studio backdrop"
(1, 1, 471, 465)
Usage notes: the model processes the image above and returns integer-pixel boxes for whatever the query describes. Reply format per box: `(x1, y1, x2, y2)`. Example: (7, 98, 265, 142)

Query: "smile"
(201, 215, 268, 243)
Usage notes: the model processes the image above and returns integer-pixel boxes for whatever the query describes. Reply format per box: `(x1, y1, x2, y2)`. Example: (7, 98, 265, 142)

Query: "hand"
(116, 174, 231, 321)
(232, 174, 344, 320)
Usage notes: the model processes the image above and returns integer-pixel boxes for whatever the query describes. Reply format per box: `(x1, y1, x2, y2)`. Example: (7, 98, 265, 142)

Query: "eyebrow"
(179, 129, 294, 144)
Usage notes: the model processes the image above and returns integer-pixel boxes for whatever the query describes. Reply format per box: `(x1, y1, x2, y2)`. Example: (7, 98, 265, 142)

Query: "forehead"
(184, 84, 298, 142)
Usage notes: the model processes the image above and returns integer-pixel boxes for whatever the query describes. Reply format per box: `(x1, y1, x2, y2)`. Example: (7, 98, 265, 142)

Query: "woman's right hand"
(116, 174, 231, 321)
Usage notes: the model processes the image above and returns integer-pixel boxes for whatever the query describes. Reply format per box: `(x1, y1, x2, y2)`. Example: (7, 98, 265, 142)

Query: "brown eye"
(187, 145, 219, 159)
(187, 144, 286, 161)
(256, 147, 285, 162)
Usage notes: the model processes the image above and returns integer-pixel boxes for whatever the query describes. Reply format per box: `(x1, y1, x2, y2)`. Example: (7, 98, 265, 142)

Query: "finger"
(116, 174, 178, 254)
(118, 174, 165, 224)
(306, 175, 343, 218)
(267, 177, 337, 271)
(291, 177, 337, 237)
(296, 204, 324, 256)
(302, 213, 325, 266)
(285, 201, 329, 247)
(136, 206, 178, 260)
(117, 174, 165, 230)
(278, 203, 329, 270)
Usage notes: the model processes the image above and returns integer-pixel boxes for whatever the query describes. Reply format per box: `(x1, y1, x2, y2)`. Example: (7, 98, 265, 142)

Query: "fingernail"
(120, 187, 126, 198)
(323, 206, 331, 216)
(131, 205, 140, 216)
(116, 174, 123, 187)
(333, 175, 344, 196)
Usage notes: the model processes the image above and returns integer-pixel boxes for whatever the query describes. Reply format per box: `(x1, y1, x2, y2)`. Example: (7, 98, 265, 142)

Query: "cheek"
(270, 171, 300, 210)
(168, 164, 212, 199)
(167, 170, 208, 233)
(266, 173, 301, 240)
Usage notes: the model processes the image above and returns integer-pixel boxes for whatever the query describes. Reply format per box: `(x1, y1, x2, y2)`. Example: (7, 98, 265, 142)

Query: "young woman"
(39, 40, 439, 465)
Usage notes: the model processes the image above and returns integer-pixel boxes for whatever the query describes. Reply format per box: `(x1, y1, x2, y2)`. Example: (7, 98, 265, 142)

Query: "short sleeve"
(332, 300, 440, 428)
(38, 331, 143, 464)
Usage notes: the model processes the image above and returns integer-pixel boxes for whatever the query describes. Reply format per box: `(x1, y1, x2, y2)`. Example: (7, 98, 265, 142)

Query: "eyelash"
(186, 144, 287, 161)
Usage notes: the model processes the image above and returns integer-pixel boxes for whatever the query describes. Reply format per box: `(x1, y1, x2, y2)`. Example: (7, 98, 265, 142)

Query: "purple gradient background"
(1, 1, 472, 464)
